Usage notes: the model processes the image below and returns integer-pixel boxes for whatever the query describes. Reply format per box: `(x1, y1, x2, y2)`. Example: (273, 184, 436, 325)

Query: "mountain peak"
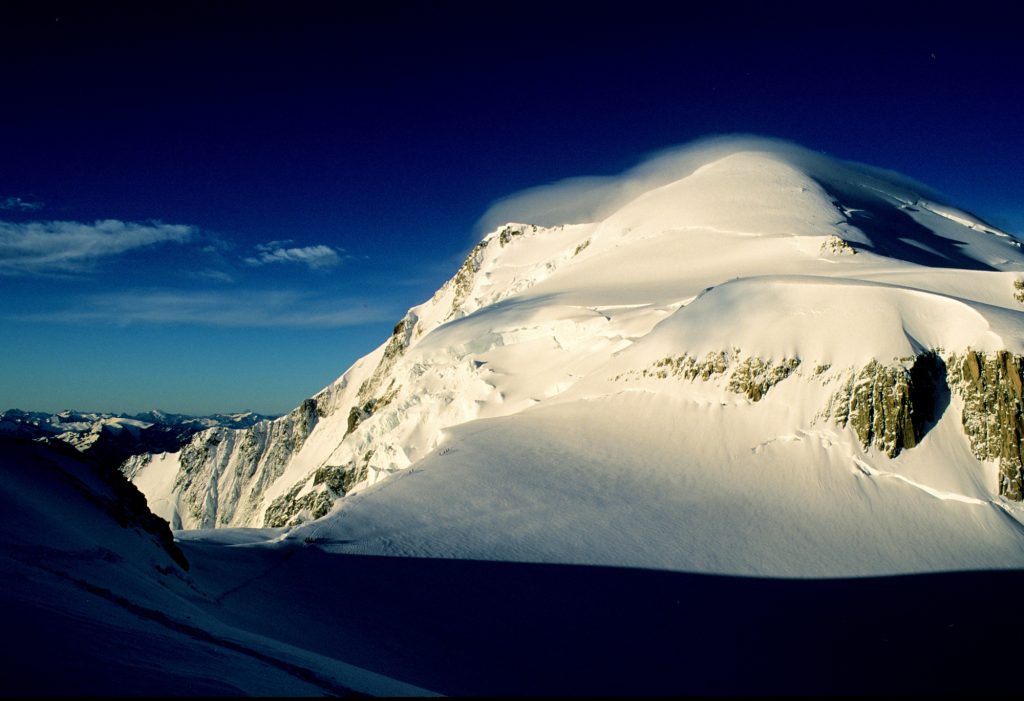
(126, 142, 1024, 579)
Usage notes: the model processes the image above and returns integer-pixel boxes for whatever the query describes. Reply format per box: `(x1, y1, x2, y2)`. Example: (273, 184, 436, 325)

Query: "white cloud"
(192, 268, 235, 284)
(0, 196, 43, 212)
(20, 289, 393, 328)
(245, 242, 345, 270)
(476, 134, 945, 233)
(0, 219, 194, 274)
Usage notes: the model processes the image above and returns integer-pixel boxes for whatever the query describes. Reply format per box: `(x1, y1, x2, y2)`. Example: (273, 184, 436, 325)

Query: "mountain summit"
(126, 140, 1024, 576)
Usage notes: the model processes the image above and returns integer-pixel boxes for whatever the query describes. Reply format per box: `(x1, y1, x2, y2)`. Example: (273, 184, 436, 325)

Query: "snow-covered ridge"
(1, 408, 274, 437)
(127, 141, 1024, 572)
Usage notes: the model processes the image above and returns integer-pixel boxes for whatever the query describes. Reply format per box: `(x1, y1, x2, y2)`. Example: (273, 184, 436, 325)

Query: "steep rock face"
(948, 350, 1024, 500)
(825, 360, 916, 458)
(263, 451, 373, 527)
(822, 354, 945, 459)
(345, 314, 415, 438)
(123, 398, 320, 528)
(447, 239, 491, 321)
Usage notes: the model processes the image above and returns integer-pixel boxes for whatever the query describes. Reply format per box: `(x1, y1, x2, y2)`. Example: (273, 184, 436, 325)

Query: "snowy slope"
(295, 392, 1024, 577)
(7, 436, 1021, 695)
(0, 437, 432, 695)
(130, 139, 1024, 576)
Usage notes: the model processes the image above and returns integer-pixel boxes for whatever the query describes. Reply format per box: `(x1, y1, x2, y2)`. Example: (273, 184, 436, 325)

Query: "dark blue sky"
(1, 1, 1021, 415)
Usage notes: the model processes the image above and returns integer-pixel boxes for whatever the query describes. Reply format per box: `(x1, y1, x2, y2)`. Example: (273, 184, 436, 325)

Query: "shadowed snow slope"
(0, 438, 432, 696)
(173, 536, 1024, 695)
(130, 139, 1024, 578)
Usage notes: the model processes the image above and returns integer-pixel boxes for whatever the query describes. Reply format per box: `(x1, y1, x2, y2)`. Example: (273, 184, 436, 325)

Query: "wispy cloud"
(191, 268, 235, 284)
(0, 196, 43, 212)
(20, 289, 394, 328)
(244, 240, 347, 270)
(0, 219, 194, 275)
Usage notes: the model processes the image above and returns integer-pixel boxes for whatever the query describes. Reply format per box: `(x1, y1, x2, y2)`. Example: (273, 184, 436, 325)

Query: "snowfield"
(289, 392, 1024, 577)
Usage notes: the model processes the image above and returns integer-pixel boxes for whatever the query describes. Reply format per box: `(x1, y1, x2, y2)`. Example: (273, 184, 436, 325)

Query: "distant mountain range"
(0, 408, 275, 471)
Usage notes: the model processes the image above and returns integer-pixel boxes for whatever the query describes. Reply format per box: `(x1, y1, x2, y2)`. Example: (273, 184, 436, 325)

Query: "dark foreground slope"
(3, 434, 1022, 695)
(0, 439, 425, 696)
(2, 435, 1020, 699)
(181, 535, 1023, 696)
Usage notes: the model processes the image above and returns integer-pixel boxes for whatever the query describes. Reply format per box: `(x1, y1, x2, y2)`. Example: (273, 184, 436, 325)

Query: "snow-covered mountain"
(127, 139, 1024, 576)
(10, 138, 1024, 694)
(0, 408, 273, 438)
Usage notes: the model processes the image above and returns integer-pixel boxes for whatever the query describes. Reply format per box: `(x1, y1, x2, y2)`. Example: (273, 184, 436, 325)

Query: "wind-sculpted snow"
(127, 142, 1024, 577)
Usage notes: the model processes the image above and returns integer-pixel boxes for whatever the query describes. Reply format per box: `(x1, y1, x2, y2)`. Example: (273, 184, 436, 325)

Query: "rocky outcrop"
(345, 382, 401, 439)
(87, 448, 190, 571)
(820, 235, 856, 255)
(826, 360, 914, 458)
(824, 354, 945, 459)
(642, 351, 731, 381)
(263, 451, 373, 527)
(627, 347, 1024, 501)
(629, 351, 799, 402)
(355, 314, 416, 404)
(727, 357, 801, 402)
(947, 350, 1024, 500)
(447, 239, 491, 320)
(126, 397, 322, 529)
(343, 313, 414, 442)
(825, 348, 1024, 501)
(498, 224, 533, 247)
(263, 481, 333, 528)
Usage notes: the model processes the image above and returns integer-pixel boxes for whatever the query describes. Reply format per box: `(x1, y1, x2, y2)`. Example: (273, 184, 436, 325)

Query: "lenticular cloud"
(478, 134, 945, 233)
